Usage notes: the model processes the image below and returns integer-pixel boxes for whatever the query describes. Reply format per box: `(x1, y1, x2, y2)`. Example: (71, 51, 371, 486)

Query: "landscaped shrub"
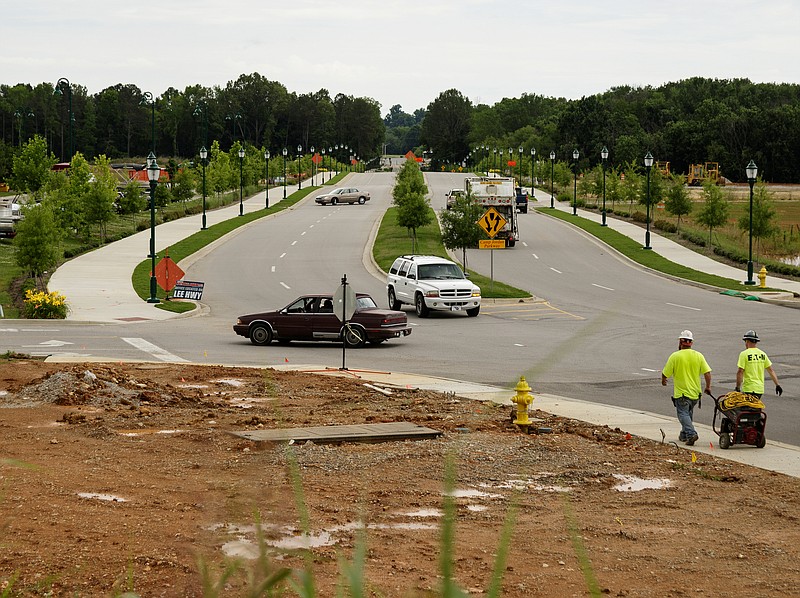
(23, 289, 68, 319)
(631, 211, 648, 223)
(653, 219, 677, 233)
(680, 230, 707, 247)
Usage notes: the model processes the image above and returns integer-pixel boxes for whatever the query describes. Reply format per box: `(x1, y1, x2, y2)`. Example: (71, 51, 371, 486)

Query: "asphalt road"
(2, 171, 797, 444)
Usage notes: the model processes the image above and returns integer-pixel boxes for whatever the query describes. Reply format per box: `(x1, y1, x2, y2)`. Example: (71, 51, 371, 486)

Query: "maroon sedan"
(233, 293, 412, 348)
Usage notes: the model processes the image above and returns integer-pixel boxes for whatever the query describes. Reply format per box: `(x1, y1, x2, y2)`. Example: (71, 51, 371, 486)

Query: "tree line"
(0, 73, 385, 181)
(383, 78, 800, 184)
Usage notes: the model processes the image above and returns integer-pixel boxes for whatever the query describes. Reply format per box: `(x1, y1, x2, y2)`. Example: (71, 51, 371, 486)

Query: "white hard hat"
(743, 330, 759, 342)
(679, 330, 693, 341)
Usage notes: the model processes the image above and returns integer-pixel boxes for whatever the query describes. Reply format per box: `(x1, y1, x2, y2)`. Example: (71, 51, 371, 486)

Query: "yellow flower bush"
(23, 289, 69, 319)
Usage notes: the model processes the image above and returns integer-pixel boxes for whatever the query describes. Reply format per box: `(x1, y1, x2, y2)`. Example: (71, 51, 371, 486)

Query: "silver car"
(314, 187, 370, 205)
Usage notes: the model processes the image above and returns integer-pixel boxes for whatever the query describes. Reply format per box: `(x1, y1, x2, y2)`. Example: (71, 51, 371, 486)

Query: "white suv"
(387, 255, 481, 317)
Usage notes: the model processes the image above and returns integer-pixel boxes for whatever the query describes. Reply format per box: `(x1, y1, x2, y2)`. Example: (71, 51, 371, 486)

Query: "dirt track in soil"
(1, 359, 799, 597)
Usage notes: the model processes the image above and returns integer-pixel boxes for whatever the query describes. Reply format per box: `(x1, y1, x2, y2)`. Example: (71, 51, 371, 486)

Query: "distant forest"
(2, 75, 798, 183)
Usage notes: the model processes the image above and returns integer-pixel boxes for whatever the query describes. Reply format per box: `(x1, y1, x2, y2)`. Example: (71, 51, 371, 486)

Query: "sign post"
(477, 208, 508, 293)
(332, 274, 357, 371)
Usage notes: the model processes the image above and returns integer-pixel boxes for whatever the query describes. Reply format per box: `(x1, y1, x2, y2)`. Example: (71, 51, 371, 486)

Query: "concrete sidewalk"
(48, 174, 336, 322)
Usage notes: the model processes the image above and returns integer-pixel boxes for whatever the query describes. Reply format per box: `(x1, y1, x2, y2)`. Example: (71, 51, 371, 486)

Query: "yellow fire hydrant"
(758, 266, 767, 288)
(511, 376, 535, 431)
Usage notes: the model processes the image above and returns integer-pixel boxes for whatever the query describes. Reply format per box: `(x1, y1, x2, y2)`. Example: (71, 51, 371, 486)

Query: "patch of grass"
(0, 239, 22, 318)
(537, 208, 773, 292)
(373, 207, 531, 299)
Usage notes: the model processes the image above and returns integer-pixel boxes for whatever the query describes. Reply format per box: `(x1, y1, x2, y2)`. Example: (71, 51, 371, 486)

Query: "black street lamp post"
(572, 149, 579, 215)
(322, 148, 327, 182)
(264, 150, 271, 209)
(54, 77, 73, 160)
(601, 146, 609, 226)
(238, 147, 245, 216)
(200, 146, 208, 229)
(297, 145, 303, 190)
(518, 146, 524, 185)
(282, 148, 288, 199)
(142, 91, 156, 151)
(644, 151, 654, 249)
(310, 146, 315, 184)
(530, 147, 536, 196)
(146, 152, 160, 304)
(745, 160, 758, 285)
(328, 147, 333, 181)
(549, 151, 555, 209)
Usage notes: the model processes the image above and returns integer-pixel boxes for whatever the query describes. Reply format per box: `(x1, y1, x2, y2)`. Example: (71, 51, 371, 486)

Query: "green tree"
(83, 155, 118, 242)
(392, 160, 431, 253)
(9, 135, 56, 199)
(171, 166, 196, 212)
(420, 89, 472, 166)
(664, 174, 692, 230)
(695, 182, 730, 245)
(439, 194, 484, 267)
(737, 181, 777, 258)
(118, 179, 146, 226)
(14, 203, 63, 287)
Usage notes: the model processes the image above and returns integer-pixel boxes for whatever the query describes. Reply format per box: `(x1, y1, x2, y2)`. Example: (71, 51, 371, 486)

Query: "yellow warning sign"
(477, 207, 507, 238)
(479, 239, 506, 249)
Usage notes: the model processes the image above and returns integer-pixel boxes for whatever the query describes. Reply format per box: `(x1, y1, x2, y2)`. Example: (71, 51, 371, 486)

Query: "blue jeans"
(673, 397, 698, 439)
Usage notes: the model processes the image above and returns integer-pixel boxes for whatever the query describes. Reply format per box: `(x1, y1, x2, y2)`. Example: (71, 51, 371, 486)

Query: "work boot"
(685, 434, 699, 446)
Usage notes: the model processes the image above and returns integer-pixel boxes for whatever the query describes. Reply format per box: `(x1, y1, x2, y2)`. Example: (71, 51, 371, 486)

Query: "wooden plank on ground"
(230, 421, 442, 444)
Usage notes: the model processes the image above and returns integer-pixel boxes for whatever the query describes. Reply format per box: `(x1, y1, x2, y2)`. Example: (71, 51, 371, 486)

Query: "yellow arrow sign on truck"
(477, 207, 507, 238)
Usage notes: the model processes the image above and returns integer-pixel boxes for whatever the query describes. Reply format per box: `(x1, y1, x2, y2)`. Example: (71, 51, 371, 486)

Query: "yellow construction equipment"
(687, 162, 725, 186)
(656, 161, 671, 176)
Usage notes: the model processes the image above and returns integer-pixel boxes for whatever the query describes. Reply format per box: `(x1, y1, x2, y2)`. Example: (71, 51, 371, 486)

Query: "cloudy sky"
(5, 0, 798, 115)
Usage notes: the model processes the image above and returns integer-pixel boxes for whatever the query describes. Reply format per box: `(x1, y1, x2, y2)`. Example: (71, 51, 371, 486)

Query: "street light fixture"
(200, 146, 208, 229)
(297, 145, 303, 190)
(264, 150, 271, 209)
(549, 151, 555, 209)
(601, 146, 609, 226)
(518, 146, 524, 185)
(142, 92, 156, 152)
(282, 148, 288, 199)
(54, 77, 73, 160)
(310, 146, 315, 184)
(146, 152, 160, 304)
(643, 151, 654, 249)
(572, 149, 579, 215)
(328, 147, 333, 181)
(745, 160, 758, 285)
(238, 147, 245, 216)
(530, 147, 536, 197)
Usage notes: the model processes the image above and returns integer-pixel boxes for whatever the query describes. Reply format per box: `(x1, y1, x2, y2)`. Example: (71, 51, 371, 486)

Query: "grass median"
(536, 207, 772, 292)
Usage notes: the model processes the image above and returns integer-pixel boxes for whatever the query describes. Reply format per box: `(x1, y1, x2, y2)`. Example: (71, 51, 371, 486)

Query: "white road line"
(521, 242, 528, 247)
(592, 283, 615, 291)
(513, 343, 525, 347)
(301, 231, 306, 236)
(641, 368, 659, 372)
(122, 338, 188, 363)
(531, 253, 539, 259)
(271, 266, 276, 272)
(280, 282, 290, 289)
(291, 240, 297, 246)
(666, 302, 701, 311)
(280, 252, 286, 258)
(550, 267, 562, 274)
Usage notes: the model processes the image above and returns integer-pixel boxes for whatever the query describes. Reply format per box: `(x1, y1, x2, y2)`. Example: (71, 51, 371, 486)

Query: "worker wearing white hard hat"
(661, 330, 712, 445)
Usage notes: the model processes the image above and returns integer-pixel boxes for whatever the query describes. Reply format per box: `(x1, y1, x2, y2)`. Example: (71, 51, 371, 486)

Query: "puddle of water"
(445, 489, 504, 499)
(117, 429, 185, 437)
(222, 539, 261, 559)
(467, 505, 488, 512)
(400, 509, 442, 518)
(78, 492, 127, 502)
(372, 522, 437, 531)
(613, 474, 672, 492)
(214, 379, 244, 387)
(480, 479, 572, 493)
(177, 384, 208, 389)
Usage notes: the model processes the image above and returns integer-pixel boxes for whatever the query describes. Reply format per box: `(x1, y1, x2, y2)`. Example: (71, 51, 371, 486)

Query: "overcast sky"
(5, 0, 799, 116)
